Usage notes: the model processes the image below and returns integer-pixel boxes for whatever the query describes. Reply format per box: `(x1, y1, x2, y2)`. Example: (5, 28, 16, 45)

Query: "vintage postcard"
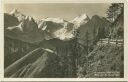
(0, 0, 128, 81)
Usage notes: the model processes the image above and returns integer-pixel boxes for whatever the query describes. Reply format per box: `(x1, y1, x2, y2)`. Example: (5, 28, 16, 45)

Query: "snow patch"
(71, 14, 90, 28)
(41, 18, 65, 24)
(54, 28, 74, 40)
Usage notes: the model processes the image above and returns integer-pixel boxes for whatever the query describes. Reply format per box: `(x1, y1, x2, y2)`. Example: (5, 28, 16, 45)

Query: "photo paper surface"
(0, 0, 128, 81)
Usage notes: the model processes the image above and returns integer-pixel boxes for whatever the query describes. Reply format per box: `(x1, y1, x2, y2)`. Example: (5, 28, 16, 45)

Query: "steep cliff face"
(4, 10, 44, 43)
(77, 15, 111, 46)
(4, 13, 19, 28)
(7, 9, 38, 33)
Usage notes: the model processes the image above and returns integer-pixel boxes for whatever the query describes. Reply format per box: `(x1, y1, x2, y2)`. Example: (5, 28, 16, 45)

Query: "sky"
(4, 3, 111, 21)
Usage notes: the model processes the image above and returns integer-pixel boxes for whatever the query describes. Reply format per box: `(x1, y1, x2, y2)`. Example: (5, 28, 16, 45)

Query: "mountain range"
(4, 9, 123, 78)
(5, 9, 111, 43)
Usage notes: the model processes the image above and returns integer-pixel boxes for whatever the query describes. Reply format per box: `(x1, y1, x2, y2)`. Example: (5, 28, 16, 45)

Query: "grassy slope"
(78, 43, 124, 78)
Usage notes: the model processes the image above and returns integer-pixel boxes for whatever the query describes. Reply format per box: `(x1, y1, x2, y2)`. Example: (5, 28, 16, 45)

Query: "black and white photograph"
(4, 3, 124, 78)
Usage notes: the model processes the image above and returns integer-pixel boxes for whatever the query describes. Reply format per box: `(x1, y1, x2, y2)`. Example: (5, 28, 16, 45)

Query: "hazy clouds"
(4, 3, 110, 20)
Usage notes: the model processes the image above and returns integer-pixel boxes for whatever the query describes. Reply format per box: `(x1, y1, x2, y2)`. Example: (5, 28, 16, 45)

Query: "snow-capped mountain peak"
(71, 13, 90, 28)
(10, 9, 19, 15)
(42, 18, 66, 24)
(25, 16, 35, 22)
(37, 17, 75, 41)
(10, 9, 26, 22)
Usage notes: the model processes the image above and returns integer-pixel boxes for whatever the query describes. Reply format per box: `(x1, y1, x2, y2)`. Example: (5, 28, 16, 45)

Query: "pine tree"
(107, 3, 124, 46)
(70, 29, 81, 77)
(86, 30, 89, 55)
(106, 3, 123, 22)
(93, 27, 96, 45)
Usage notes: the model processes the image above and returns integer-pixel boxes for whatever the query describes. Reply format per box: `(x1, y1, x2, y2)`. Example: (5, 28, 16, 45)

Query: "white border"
(1, 0, 128, 81)
(3, 0, 128, 3)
